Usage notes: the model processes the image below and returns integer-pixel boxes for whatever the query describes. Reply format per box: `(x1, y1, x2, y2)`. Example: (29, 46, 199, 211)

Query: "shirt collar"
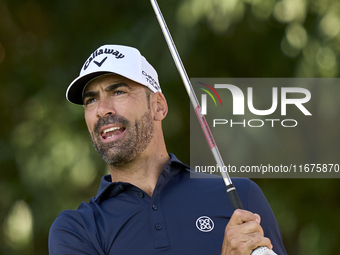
(94, 153, 190, 203)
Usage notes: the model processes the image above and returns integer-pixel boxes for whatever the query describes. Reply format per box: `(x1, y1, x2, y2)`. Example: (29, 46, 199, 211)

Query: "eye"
(84, 97, 97, 105)
(113, 90, 126, 96)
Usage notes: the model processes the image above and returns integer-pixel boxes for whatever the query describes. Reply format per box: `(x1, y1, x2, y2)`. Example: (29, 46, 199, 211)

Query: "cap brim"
(66, 71, 109, 105)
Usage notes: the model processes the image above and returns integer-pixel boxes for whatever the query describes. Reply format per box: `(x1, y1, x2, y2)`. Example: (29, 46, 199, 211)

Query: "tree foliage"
(0, 0, 339, 254)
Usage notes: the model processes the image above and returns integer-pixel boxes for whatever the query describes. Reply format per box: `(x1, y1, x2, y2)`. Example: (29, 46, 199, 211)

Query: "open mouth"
(101, 126, 126, 141)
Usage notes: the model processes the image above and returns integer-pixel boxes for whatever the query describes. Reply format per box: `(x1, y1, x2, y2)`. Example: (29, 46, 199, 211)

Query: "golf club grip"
(226, 185, 277, 255)
(251, 247, 277, 255)
(226, 184, 243, 210)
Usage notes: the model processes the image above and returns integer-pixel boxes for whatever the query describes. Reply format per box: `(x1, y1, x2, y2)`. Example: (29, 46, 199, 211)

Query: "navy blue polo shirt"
(49, 154, 287, 255)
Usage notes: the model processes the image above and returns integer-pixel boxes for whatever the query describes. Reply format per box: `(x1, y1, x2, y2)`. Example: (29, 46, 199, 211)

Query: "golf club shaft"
(150, 1, 277, 254)
(149, 0, 243, 210)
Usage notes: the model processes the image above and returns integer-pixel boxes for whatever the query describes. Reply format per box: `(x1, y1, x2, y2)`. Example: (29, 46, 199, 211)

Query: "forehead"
(83, 73, 142, 93)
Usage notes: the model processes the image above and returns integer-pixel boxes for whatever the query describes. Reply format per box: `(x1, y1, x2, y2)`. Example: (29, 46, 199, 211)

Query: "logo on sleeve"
(196, 216, 214, 232)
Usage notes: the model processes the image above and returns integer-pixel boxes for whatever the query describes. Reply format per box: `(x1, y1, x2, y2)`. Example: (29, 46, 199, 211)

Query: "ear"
(151, 92, 168, 121)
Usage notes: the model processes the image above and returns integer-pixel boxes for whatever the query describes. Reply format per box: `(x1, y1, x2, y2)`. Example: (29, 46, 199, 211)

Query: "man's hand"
(221, 209, 273, 255)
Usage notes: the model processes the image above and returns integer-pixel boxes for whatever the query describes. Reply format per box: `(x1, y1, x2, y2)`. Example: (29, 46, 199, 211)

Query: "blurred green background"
(1, 0, 340, 254)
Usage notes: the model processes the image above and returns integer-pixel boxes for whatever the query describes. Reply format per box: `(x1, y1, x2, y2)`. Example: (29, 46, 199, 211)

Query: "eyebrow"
(105, 83, 131, 92)
(83, 83, 132, 101)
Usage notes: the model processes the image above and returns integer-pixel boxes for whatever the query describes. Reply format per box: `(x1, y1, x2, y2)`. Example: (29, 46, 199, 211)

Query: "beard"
(89, 110, 154, 167)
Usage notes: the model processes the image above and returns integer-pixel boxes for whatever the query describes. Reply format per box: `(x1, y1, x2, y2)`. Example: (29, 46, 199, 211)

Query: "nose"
(96, 97, 116, 118)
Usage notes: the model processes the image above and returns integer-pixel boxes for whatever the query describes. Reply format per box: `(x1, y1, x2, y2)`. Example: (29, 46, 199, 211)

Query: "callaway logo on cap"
(66, 44, 162, 105)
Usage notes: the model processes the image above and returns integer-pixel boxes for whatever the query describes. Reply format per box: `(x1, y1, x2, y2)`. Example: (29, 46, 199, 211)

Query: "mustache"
(94, 115, 130, 134)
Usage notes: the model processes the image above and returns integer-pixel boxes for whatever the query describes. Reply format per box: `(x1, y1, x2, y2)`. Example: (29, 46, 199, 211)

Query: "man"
(49, 44, 287, 255)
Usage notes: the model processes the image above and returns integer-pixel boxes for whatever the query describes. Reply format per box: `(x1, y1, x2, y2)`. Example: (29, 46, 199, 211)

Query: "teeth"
(103, 127, 121, 134)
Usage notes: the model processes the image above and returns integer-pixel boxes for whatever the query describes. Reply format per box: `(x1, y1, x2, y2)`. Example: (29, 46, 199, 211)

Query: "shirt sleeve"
(49, 211, 104, 255)
(245, 180, 287, 255)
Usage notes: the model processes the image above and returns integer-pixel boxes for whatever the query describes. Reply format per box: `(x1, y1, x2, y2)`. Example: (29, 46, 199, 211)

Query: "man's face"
(83, 74, 154, 167)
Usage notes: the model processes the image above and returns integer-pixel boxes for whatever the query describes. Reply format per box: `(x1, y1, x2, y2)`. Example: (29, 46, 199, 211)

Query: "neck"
(107, 146, 170, 197)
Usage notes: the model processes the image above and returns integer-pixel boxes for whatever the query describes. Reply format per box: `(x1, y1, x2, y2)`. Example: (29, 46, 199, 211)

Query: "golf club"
(150, 1, 277, 254)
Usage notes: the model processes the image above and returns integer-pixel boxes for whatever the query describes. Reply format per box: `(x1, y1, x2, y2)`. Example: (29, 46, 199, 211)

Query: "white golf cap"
(66, 44, 161, 105)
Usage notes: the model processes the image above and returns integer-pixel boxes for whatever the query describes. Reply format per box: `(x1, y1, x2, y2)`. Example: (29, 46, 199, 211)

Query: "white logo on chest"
(196, 216, 214, 232)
